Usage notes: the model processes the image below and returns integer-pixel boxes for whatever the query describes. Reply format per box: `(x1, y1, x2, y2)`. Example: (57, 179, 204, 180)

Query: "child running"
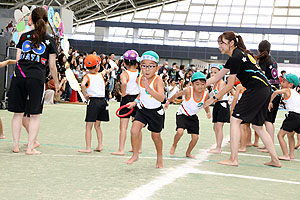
(126, 51, 165, 168)
(208, 64, 230, 154)
(165, 72, 211, 158)
(78, 55, 110, 153)
(111, 50, 141, 156)
(269, 74, 300, 160)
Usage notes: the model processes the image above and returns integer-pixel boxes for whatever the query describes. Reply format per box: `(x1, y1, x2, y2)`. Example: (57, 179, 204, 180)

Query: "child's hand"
(142, 77, 151, 91)
(164, 103, 169, 110)
(206, 112, 211, 119)
(127, 101, 137, 109)
(203, 97, 214, 108)
(85, 94, 91, 101)
(268, 102, 273, 112)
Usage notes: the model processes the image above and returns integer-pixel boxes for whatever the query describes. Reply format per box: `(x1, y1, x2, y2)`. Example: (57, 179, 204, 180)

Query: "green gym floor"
(1, 103, 299, 200)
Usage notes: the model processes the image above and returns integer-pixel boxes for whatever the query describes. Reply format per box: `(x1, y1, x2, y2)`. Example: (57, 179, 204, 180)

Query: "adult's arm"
(206, 68, 230, 86)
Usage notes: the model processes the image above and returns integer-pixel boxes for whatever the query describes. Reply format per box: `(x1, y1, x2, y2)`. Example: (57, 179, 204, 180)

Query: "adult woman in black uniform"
(256, 40, 281, 146)
(8, 7, 58, 155)
(204, 31, 281, 167)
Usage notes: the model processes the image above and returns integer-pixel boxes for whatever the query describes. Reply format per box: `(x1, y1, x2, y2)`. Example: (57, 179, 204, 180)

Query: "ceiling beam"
(75, 0, 178, 25)
(79, 0, 125, 22)
(12, 0, 33, 9)
(62, 0, 81, 8)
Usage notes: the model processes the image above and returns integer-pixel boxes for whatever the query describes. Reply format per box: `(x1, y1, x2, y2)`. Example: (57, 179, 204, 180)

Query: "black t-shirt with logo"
(258, 56, 280, 89)
(224, 48, 270, 89)
(16, 30, 57, 81)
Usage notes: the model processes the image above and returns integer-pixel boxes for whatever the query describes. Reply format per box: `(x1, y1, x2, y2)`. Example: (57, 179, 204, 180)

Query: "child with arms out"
(269, 74, 300, 160)
(165, 72, 211, 158)
(126, 51, 165, 168)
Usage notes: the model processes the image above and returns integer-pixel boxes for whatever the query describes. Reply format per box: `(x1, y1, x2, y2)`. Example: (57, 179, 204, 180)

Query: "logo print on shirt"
(248, 54, 257, 64)
(145, 89, 153, 98)
(197, 102, 203, 108)
(22, 40, 46, 55)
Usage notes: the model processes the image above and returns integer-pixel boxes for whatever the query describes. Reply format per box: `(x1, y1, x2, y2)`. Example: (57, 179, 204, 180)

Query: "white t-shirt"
(167, 85, 179, 99)
(109, 60, 118, 79)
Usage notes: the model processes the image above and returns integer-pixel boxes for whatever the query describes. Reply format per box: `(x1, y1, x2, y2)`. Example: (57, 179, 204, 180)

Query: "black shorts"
(85, 97, 109, 122)
(176, 114, 199, 134)
(8, 77, 44, 115)
(119, 94, 138, 118)
(212, 100, 230, 123)
(134, 105, 165, 133)
(232, 87, 271, 126)
(266, 94, 281, 123)
(281, 112, 300, 133)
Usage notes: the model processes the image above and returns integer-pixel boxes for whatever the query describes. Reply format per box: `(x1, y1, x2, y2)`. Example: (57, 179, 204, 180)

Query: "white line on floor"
(0, 152, 190, 161)
(120, 141, 226, 200)
(191, 169, 300, 185)
(221, 151, 300, 162)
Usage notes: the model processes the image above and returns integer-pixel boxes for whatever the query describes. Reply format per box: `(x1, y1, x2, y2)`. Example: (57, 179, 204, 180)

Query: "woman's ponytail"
(31, 7, 48, 49)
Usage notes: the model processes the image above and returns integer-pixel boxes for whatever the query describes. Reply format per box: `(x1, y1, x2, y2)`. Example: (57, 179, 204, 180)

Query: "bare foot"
(78, 149, 92, 153)
(264, 160, 282, 168)
(258, 146, 266, 149)
(25, 149, 42, 155)
(94, 146, 103, 152)
(238, 148, 247, 152)
(0, 135, 5, 139)
(246, 143, 254, 147)
(12, 146, 20, 153)
(128, 150, 142, 154)
(126, 155, 139, 164)
(110, 151, 125, 156)
(278, 156, 290, 161)
(208, 148, 222, 154)
(186, 153, 195, 158)
(258, 149, 269, 153)
(217, 159, 238, 166)
(24, 142, 40, 149)
(253, 143, 259, 147)
(169, 145, 176, 155)
(156, 156, 163, 168)
(295, 143, 300, 149)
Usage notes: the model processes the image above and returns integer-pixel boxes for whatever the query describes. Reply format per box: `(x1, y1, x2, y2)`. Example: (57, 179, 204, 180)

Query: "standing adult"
(204, 31, 281, 167)
(8, 7, 58, 155)
(256, 40, 281, 147)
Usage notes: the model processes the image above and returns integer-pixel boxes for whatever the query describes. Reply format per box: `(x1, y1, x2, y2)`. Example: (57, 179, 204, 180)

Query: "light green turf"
(0, 103, 299, 200)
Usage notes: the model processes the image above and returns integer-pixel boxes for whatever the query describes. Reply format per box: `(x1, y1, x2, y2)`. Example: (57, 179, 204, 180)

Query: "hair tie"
(43, 17, 48, 23)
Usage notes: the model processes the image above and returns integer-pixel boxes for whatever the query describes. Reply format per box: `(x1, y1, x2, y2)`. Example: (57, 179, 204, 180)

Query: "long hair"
(256, 40, 271, 63)
(31, 7, 48, 49)
(218, 31, 253, 56)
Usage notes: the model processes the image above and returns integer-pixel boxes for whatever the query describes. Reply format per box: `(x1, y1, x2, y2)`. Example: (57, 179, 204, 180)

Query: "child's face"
(210, 67, 219, 77)
(192, 79, 206, 93)
(280, 78, 293, 89)
(141, 60, 157, 78)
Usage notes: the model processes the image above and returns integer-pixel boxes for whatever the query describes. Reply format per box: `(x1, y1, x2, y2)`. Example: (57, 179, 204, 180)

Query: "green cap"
(210, 63, 223, 71)
(192, 72, 206, 82)
(285, 74, 299, 87)
(140, 51, 159, 63)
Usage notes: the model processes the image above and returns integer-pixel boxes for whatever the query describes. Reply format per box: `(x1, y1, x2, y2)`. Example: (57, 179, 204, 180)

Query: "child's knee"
(177, 129, 184, 136)
(191, 134, 199, 141)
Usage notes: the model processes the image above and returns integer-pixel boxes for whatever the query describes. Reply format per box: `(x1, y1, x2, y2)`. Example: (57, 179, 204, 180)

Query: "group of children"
(1, 47, 300, 168)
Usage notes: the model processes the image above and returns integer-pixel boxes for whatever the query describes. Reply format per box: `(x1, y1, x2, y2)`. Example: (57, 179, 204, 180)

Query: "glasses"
(141, 64, 157, 69)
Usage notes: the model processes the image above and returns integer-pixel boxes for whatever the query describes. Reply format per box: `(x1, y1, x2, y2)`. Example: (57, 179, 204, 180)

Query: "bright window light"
(275, 0, 289, 6)
(273, 8, 288, 16)
(218, 0, 232, 6)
